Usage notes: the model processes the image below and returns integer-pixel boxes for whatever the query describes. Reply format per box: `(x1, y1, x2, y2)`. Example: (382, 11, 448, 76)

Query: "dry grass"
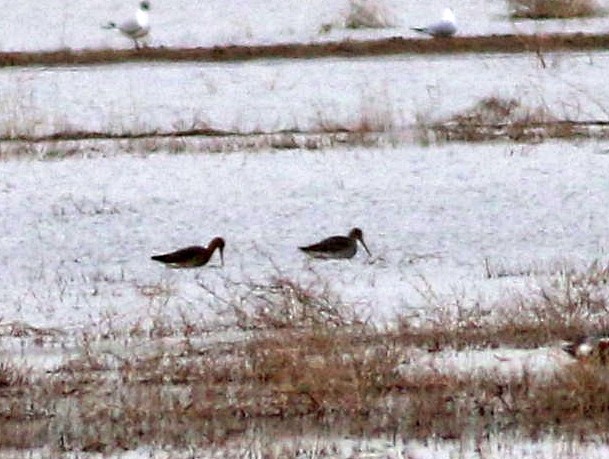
(344, 0, 396, 29)
(0, 130, 392, 161)
(1, 90, 608, 160)
(0, 89, 399, 159)
(224, 276, 362, 330)
(0, 360, 29, 388)
(3, 263, 609, 452)
(412, 96, 609, 144)
(396, 260, 609, 351)
(308, 90, 399, 147)
(509, 0, 601, 19)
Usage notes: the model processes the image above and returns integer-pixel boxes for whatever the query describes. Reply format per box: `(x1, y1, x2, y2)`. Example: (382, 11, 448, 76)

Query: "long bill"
(359, 238, 372, 257)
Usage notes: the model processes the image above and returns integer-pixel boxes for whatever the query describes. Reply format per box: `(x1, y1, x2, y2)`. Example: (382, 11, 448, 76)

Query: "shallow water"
(1, 0, 609, 52)
(3, 140, 609, 330)
(2, 50, 609, 138)
(2, 4, 609, 457)
(2, 13, 609, 332)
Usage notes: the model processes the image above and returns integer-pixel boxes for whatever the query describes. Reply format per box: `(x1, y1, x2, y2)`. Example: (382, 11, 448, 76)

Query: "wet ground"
(2, 0, 609, 51)
(3, 2, 609, 456)
(2, 50, 609, 139)
(3, 141, 609, 331)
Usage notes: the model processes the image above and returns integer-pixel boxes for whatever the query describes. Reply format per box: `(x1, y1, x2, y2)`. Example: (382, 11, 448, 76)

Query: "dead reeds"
(2, 262, 609, 452)
(509, 0, 601, 19)
(344, 0, 396, 29)
(413, 96, 606, 143)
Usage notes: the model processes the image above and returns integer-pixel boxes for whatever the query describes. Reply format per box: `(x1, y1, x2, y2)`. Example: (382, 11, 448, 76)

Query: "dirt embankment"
(1, 32, 608, 67)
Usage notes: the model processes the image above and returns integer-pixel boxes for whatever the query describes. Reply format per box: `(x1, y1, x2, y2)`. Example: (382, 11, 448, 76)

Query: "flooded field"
(3, 140, 609, 330)
(3, 50, 609, 139)
(2, 0, 609, 52)
(4, 2, 609, 456)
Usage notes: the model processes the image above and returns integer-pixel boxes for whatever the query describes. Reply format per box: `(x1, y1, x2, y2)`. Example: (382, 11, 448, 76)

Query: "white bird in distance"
(103, 1, 151, 49)
(411, 8, 457, 38)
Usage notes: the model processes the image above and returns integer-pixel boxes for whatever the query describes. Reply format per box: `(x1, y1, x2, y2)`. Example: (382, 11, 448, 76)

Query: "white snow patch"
(3, 141, 609, 332)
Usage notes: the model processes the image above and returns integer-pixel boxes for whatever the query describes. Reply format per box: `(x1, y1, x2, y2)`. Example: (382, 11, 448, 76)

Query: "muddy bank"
(1, 32, 608, 67)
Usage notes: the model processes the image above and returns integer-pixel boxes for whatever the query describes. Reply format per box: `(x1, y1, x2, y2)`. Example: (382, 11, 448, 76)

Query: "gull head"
(442, 8, 456, 24)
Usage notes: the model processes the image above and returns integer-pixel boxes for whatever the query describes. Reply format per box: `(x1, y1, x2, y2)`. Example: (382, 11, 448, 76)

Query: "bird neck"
(442, 9, 455, 23)
(137, 9, 149, 27)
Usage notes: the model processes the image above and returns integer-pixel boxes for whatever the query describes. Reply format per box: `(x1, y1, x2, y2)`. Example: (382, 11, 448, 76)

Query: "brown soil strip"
(1, 127, 235, 143)
(3, 120, 609, 145)
(2, 32, 609, 68)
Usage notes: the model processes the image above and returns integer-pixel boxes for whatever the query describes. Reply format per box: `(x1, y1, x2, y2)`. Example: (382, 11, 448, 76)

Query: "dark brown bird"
(151, 237, 225, 268)
(299, 228, 371, 259)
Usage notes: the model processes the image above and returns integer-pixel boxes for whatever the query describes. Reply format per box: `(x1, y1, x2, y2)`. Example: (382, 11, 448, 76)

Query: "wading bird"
(299, 228, 371, 259)
(151, 237, 225, 268)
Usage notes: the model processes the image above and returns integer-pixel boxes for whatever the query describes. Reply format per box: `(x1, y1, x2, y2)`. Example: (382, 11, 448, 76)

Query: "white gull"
(103, 1, 151, 49)
(411, 8, 457, 38)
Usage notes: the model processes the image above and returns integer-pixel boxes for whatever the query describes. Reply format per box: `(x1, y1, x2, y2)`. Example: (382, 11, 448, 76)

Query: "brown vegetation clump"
(0, 360, 29, 388)
(396, 260, 609, 352)
(2, 264, 609, 452)
(509, 0, 600, 19)
(344, 0, 395, 29)
(416, 96, 586, 143)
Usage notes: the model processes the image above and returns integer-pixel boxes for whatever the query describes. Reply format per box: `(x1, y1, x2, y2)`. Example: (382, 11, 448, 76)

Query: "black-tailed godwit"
(151, 237, 225, 268)
(299, 228, 371, 259)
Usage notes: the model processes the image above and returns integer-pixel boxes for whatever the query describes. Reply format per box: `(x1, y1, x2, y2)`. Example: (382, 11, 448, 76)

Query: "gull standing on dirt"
(103, 1, 151, 49)
(151, 237, 225, 268)
(299, 228, 372, 260)
(411, 8, 457, 38)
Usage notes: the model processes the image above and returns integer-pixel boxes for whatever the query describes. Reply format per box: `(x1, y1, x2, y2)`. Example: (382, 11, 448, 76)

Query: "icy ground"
(1, 0, 609, 52)
(2, 433, 609, 458)
(3, 140, 609, 332)
(2, 2, 609, 454)
(4, 51, 609, 139)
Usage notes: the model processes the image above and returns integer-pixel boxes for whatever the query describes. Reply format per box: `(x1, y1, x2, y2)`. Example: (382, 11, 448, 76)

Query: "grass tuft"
(344, 0, 395, 29)
(415, 96, 583, 143)
(0, 360, 29, 388)
(228, 276, 361, 331)
(509, 0, 601, 19)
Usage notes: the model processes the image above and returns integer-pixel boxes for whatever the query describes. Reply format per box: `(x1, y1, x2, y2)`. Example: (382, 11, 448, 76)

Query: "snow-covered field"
(1, 0, 609, 51)
(5, 135, 609, 456)
(3, 436, 609, 459)
(4, 51, 609, 138)
(4, 141, 609, 331)
(3, 2, 609, 456)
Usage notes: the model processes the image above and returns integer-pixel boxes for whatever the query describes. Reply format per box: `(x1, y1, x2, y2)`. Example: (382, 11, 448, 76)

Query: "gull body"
(151, 237, 225, 268)
(411, 8, 457, 38)
(299, 228, 371, 260)
(103, 1, 151, 49)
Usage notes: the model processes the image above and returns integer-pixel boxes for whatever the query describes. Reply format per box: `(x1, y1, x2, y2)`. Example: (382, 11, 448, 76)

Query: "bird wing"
(300, 236, 350, 253)
(411, 26, 429, 34)
(151, 246, 203, 263)
(427, 20, 456, 37)
(119, 19, 148, 37)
